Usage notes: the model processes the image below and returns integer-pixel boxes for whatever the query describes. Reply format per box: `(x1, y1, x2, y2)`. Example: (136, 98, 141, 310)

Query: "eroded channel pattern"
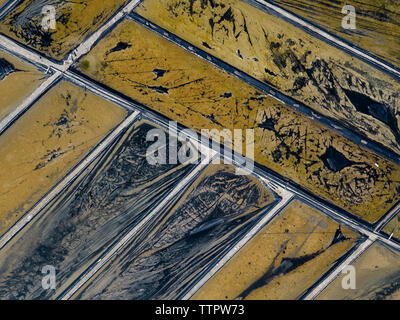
(76, 19, 400, 223)
(135, 0, 400, 155)
(72, 164, 278, 300)
(0, 120, 196, 299)
(193, 199, 360, 300)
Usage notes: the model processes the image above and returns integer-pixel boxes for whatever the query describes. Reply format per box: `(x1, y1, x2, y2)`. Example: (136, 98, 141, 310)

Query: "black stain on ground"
(107, 41, 132, 55)
(0, 58, 21, 80)
(343, 89, 400, 144)
(320, 146, 355, 172)
(152, 68, 167, 80)
(258, 117, 277, 131)
(329, 226, 349, 246)
(202, 41, 213, 49)
(147, 85, 170, 94)
(220, 92, 232, 98)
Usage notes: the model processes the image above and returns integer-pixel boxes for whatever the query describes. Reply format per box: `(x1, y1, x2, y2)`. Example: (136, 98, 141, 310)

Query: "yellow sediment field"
(77, 19, 400, 223)
(382, 214, 400, 242)
(318, 242, 400, 300)
(193, 200, 360, 300)
(0, 0, 129, 61)
(135, 0, 400, 155)
(271, 0, 400, 68)
(0, 50, 45, 121)
(0, 80, 127, 236)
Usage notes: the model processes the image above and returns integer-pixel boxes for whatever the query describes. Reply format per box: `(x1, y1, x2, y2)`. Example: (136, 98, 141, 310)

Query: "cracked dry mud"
(0, 49, 46, 121)
(318, 242, 400, 300)
(0, 120, 195, 299)
(193, 200, 360, 300)
(77, 19, 400, 223)
(0, 0, 129, 61)
(0, 80, 126, 237)
(72, 164, 277, 300)
(135, 0, 400, 155)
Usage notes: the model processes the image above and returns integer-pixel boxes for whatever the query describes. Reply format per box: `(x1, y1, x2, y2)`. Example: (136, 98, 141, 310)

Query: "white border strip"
(374, 201, 400, 232)
(64, 71, 137, 112)
(0, 35, 59, 69)
(0, 0, 20, 19)
(181, 191, 294, 300)
(254, 0, 400, 78)
(0, 71, 61, 134)
(0, 111, 140, 250)
(60, 148, 217, 300)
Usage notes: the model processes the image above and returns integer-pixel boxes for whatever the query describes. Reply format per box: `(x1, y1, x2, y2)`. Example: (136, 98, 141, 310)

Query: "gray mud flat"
(73, 164, 279, 300)
(0, 120, 195, 299)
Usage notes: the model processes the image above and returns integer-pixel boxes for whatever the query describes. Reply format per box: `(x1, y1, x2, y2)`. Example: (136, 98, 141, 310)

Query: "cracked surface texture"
(72, 164, 277, 300)
(193, 200, 360, 300)
(77, 19, 400, 223)
(0, 121, 195, 299)
(0, 80, 126, 237)
(135, 0, 400, 155)
(318, 242, 400, 300)
(0, 0, 129, 61)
